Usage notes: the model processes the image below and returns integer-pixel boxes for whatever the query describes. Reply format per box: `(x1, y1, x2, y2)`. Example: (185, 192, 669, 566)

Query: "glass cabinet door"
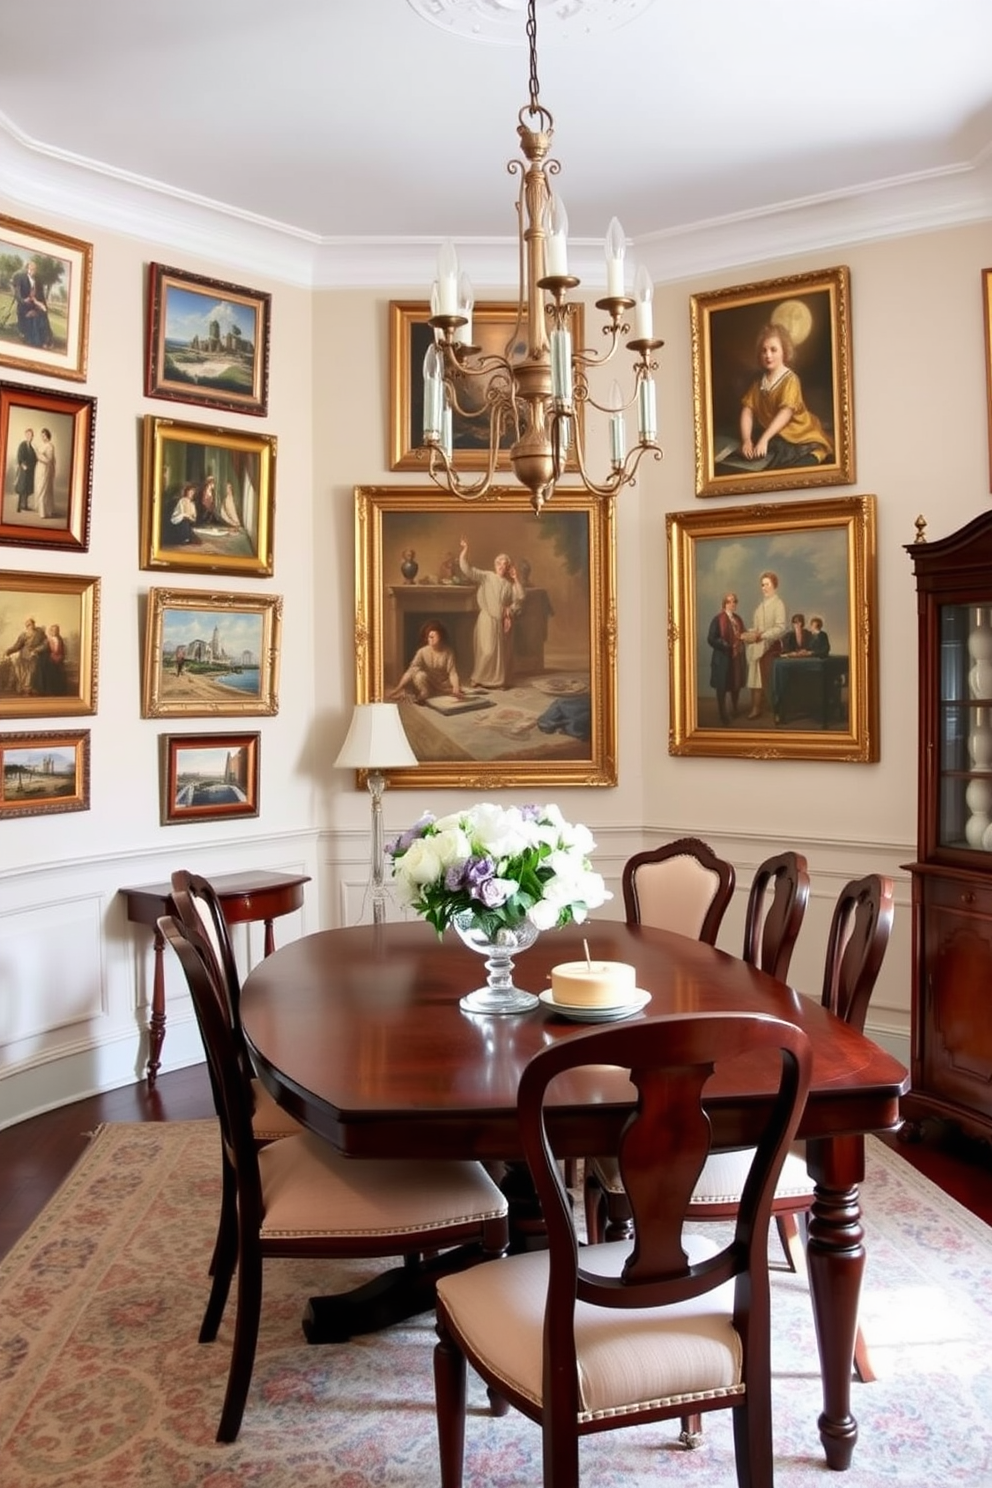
(940, 604, 992, 852)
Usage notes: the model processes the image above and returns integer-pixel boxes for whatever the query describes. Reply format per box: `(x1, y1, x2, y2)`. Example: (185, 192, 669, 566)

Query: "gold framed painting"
(0, 382, 96, 553)
(667, 494, 878, 761)
(139, 415, 276, 578)
(353, 484, 617, 789)
(690, 266, 855, 498)
(160, 730, 260, 825)
(0, 728, 90, 818)
(142, 588, 281, 718)
(0, 213, 93, 382)
(145, 263, 271, 417)
(388, 300, 585, 472)
(0, 571, 99, 719)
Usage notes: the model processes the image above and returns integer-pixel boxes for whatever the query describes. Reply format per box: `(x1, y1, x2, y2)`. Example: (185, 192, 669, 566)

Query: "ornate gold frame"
(667, 495, 878, 761)
(0, 213, 92, 382)
(353, 484, 617, 789)
(690, 266, 855, 499)
(0, 570, 99, 718)
(0, 728, 90, 817)
(142, 588, 281, 718)
(145, 263, 271, 417)
(388, 300, 585, 472)
(139, 415, 276, 578)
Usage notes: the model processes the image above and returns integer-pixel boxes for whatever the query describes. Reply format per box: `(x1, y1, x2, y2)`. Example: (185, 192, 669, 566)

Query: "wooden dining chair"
(585, 872, 894, 1398)
(160, 912, 509, 1443)
(169, 870, 301, 1143)
(742, 850, 810, 981)
(433, 1011, 813, 1488)
(621, 836, 736, 943)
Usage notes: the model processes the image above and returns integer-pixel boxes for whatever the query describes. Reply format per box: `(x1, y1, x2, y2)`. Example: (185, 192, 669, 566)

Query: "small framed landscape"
(0, 213, 92, 382)
(353, 484, 617, 790)
(145, 263, 271, 417)
(0, 728, 90, 818)
(388, 300, 585, 472)
(0, 571, 99, 719)
(160, 731, 259, 825)
(140, 415, 275, 577)
(666, 494, 877, 762)
(690, 265, 854, 499)
(0, 383, 96, 552)
(142, 588, 281, 718)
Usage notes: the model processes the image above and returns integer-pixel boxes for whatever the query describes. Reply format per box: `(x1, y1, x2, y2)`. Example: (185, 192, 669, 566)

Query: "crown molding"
(1, 111, 990, 293)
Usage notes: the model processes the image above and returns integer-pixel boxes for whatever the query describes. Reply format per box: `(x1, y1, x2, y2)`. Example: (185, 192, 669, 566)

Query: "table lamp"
(334, 703, 417, 923)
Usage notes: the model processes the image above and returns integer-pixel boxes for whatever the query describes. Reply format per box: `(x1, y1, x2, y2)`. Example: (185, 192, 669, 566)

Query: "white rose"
(395, 837, 445, 887)
(527, 897, 561, 931)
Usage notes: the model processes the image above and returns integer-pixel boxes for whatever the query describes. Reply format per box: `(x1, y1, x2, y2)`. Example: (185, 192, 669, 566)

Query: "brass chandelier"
(419, 0, 663, 514)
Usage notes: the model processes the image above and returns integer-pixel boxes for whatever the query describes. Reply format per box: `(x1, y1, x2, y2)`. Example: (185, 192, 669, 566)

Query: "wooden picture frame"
(145, 263, 271, 417)
(690, 266, 855, 498)
(142, 587, 281, 718)
(983, 269, 992, 492)
(388, 300, 585, 471)
(667, 494, 878, 762)
(0, 214, 92, 382)
(140, 415, 275, 578)
(353, 484, 617, 789)
(0, 727, 90, 818)
(160, 730, 260, 825)
(0, 383, 96, 552)
(0, 571, 99, 719)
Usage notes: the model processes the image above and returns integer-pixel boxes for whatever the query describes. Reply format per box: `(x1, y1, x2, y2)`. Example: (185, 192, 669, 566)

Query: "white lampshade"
(334, 703, 417, 771)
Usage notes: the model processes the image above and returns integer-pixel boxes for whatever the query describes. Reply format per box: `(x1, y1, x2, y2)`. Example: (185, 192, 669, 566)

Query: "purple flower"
(388, 814, 435, 857)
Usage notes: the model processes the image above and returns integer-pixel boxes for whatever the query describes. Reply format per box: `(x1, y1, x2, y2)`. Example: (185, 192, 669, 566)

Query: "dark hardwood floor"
(1, 1064, 990, 1262)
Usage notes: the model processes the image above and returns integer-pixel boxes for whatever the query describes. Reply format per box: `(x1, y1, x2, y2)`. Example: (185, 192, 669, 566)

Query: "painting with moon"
(690, 265, 854, 498)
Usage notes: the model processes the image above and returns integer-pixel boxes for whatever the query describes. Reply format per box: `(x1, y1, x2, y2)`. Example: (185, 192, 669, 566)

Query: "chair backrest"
(820, 873, 894, 1031)
(169, 869, 254, 1087)
(742, 850, 810, 981)
(621, 837, 735, 944)
(519, 1012, 812, 1424)
(159, 912, 265, 1228)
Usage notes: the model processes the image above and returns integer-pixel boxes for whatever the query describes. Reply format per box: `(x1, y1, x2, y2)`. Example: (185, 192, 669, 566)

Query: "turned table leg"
(805, 1134, 866, 1470)
(146, 925, 167, 1089)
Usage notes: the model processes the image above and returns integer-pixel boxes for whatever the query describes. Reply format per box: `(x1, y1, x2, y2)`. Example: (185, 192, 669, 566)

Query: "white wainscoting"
(0, 829, 320, 1130)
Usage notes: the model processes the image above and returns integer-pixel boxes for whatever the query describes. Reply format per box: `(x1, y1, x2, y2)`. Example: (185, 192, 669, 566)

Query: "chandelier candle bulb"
(637, 377, 657, 443)
(436, 239, 459, 315)
(543, 192, 569, 277)
(551, 959, 637, 1008)
(633, 265, 654, 340)
(605, 217, 626, 297)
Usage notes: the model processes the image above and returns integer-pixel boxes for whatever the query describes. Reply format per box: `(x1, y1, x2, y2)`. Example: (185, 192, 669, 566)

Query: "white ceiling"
(2, 0, 992, 287)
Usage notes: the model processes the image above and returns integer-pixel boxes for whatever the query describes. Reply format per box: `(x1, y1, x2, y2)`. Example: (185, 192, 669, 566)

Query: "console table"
(121, 869, 310, 1087)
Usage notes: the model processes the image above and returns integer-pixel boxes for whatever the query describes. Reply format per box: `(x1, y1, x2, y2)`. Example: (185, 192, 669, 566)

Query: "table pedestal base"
(301, 1243, 487, 1344)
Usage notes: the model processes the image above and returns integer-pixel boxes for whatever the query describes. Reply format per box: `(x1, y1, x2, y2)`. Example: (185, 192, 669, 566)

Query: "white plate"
(538, 988, 651, 1023)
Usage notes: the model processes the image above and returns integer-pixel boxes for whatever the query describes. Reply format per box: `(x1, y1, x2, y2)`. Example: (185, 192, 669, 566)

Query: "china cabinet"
(904, 512, 992, 1142)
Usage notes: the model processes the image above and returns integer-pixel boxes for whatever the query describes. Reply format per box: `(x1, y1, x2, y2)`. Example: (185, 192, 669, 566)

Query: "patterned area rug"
(0, 1121, 990, 1487)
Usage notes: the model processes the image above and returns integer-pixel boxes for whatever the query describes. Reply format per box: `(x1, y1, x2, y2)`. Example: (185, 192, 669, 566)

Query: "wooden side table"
(121, 870, 311, 1087)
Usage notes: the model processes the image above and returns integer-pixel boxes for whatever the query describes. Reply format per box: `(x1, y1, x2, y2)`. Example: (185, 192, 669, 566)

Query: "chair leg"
(207, 1159, 238, 1279)
(583, 1174, 604, 1246)
(853, 1324, 876, 1384)
(775, 1211, 807, 1274)
(679, 1413, 703, 1447)
(217, 1247, 262, 1443)
(434, 1312, 468, 1488)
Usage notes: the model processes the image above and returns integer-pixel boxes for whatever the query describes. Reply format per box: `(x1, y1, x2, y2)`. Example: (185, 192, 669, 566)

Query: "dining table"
(240, 918, 909, 1473)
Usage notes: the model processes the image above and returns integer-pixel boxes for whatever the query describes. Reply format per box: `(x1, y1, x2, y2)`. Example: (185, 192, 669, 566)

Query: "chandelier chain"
(526, 0, 541, 115)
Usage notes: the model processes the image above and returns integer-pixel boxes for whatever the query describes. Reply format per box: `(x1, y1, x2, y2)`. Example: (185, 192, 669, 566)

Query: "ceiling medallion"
(405, 0, 656, 45)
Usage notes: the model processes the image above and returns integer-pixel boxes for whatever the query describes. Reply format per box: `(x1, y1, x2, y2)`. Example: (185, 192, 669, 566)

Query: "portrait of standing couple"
(1, 405, 73, 528)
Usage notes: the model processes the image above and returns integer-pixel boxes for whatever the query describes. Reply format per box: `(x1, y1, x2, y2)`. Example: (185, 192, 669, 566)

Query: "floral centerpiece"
(386, 801, 610, 939)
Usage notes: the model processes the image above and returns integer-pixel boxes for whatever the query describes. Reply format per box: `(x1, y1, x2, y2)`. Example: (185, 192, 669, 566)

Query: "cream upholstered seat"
(621, 836, 735, 942)
(585, 872, 893, 1401)
(160, 911, 509, 1444)
(433, 1011, 812, 1488)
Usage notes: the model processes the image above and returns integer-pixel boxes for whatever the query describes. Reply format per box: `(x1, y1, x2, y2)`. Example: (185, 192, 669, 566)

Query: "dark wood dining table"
(240, 918, 908, 1473)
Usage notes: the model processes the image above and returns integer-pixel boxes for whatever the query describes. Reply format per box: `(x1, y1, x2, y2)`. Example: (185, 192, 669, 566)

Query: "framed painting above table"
(352, 485, 617, 790)
(667, 494, 878, 762)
